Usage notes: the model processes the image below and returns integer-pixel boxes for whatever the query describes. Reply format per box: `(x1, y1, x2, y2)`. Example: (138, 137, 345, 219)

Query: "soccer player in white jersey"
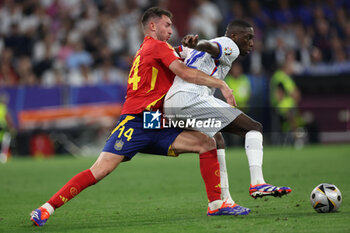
(164, 19, 291, 205)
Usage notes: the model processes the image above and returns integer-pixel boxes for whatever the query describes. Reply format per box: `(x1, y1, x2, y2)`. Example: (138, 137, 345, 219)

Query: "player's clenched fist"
(181, 34, 198, 48)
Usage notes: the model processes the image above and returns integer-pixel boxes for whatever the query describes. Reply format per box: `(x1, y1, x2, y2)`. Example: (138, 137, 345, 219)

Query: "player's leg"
(48, 152, 124, 209)
(31, 114, 144, 226)
(30, 152, 125, 226)
(222, 113, 265, 185)
(213, 132, 234, 205)
(171, 130, 250, 216)
(171, 130, 221, 207)
(222, 113, 292, 198)
(165, 93, 250, 215)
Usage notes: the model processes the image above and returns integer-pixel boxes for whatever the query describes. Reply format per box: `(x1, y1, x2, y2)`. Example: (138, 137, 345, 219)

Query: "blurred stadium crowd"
(1, 0, 350, 158)
(1, 0, 350, 88)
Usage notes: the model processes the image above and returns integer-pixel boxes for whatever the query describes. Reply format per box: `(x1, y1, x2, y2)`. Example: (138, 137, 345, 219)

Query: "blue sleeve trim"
(212, 42, 222, 60)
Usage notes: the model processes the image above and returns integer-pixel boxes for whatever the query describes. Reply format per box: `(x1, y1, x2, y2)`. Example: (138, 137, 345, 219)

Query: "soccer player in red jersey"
(30, 7, 250, 227)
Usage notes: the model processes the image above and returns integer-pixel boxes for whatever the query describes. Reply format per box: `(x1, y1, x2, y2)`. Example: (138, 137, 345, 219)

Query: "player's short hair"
(226, 19, 252, 35)
(141, 7, 173, 28)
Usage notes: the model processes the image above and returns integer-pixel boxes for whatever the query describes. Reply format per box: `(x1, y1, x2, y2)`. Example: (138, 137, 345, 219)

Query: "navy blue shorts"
(102, 114, 183, 160)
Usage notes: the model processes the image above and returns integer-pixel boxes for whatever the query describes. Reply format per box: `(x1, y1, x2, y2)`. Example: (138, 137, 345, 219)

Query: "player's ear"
(230, 33, 237, 40)
(149, 21, 156, 32)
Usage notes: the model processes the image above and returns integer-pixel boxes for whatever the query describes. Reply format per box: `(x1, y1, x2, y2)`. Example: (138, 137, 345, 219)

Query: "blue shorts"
(102, 114, 183, 160)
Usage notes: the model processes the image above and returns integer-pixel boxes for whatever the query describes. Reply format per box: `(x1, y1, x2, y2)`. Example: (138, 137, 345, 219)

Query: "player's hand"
(181, 34, 198, 48)
(220, 81, 237, 107)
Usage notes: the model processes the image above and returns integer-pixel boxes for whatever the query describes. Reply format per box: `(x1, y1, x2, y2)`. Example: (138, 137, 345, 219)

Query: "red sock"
(199, 149, 221, 202)
(48, 169, 97, 209)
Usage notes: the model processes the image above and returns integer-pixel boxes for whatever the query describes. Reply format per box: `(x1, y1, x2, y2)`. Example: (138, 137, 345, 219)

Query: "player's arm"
(169, 59, 236, 106)
(181, 34, 220, 58)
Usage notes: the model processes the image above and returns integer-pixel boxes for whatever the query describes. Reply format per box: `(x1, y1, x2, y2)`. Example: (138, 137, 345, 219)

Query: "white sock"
(42, 203, 55, 215)
(217, 149, 234, 204)
(245, 131, 266, 185)
(208, 200, 223, 211)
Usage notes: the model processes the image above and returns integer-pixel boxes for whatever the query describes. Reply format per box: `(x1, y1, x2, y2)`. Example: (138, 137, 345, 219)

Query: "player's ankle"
(251, 180, 266, 186)
(42, 203, 55, 215)
(208, 200, 223, 211)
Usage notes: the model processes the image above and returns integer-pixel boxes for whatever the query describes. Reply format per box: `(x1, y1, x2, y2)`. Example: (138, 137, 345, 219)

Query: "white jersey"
(166, 36, 240, 98)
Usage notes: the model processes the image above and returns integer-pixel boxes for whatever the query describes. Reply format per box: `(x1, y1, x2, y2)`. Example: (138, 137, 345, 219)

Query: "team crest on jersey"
(224, 47, 232, 55)
(114, 139, 124, 151)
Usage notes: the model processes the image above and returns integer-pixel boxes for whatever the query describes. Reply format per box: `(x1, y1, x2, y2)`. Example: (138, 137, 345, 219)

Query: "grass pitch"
(1, 144, 350, 233)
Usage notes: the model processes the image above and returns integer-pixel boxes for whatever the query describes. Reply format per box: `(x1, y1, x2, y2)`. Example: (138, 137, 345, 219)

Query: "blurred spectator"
(274, 82, 305, 148)
(57, 37, 74, 66)
(84, 28, 107, 66)
(313, 18, 332, 62)
(121, 0, 144, 55)
(0, 93, 15, 163)
(32, 33, 58, 78)
(330, 35, 345, 62)
(310, 46, 324, 65)
(74, 3, 98, 37)
(225, 62, 251, 109)
(294, 23, 312, 68)
(92, 59, 127, 85)
(224, 1, 244, 26)
(189, 0, 222, 39)
(166, 0, 196, 37)
(285, 50, 304, 75)
(270, 58, 303, 144)
(249, 40, 263, 75)
(343, 22, 350, 58)
(41, 68, 65, 87)
(66, 41, 93, 70)
(0, 0, 23, 35)
(66, 64, 94, 87)
(0, 0, 349, 88)
(100, 2, 126, 55)
(4, 23, 34, 57)
(274, 0, 294, 25)
(0, 48, 19, 86)
(247, 0, 271, 31)
(33, 33, 59, 63)
(270, 60, 301, 109)
(16, 56, 38, 86)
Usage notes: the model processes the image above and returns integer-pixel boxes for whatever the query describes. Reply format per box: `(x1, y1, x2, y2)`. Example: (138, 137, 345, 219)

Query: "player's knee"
(214, 133, 225, 149)
(90, 153, 123, 181)
(252, 120, 263, 133)
(91, 165, 114, 181)
(197, 135, 216, 154)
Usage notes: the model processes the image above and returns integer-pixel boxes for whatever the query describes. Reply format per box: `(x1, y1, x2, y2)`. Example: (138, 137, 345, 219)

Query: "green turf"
(1, 144, 350, 233)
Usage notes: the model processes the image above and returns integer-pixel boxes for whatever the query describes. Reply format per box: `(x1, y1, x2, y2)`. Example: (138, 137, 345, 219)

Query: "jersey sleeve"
(156, 42, 180, 67)
(211, 37, 239, 66)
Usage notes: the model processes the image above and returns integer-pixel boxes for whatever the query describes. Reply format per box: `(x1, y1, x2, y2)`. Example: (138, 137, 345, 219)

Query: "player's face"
(155, 15, 173, 42)
(235, 27, 254, 56)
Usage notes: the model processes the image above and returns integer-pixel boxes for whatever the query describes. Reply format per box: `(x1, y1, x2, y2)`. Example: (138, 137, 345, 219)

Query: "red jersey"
(121, 37, 180, 114)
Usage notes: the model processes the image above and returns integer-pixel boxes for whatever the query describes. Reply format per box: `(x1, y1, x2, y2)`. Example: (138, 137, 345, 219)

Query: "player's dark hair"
(141, 7, 172, 28)
(225, 19, 252, 35)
